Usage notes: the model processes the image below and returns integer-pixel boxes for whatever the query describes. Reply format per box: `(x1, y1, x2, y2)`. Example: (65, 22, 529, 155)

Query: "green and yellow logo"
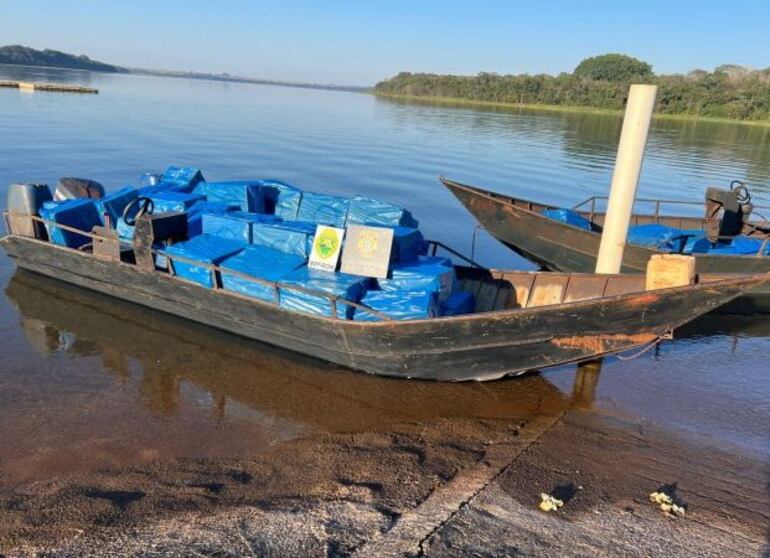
(314, 228, 340, 260)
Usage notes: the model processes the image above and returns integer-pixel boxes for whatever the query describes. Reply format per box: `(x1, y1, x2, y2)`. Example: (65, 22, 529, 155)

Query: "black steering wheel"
(122, 196, 154, 227)
(730, 180, 752, 204)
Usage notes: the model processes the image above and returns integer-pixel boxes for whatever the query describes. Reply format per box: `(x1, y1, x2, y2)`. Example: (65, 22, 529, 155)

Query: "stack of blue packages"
(95, 187, 138, 228)
(251, 221, 315, 257)
(186, 202, 240, 237)
(440, 291, 476, 316)
(541, 208, 593, 231)
(707, 236, 770, 255)
(163, 234, 245, 288)
(39, 199, 101, 248)
(296, 192, 350, 227)
(354, 289, 438, 322)
(157, 166, 205, 192)
(220, 245, 307, 302)
(279, 267, 369, 318)
(379, 256, 455, 302)
(198, 181, 264, 212)
(628, 224, 710, 253)
(149, 192, 206, 213)
(346, 195, 419, 228)
(200, 211, 281, 242)
(390, 226, 424, 263)
(258, 179, 303, 219)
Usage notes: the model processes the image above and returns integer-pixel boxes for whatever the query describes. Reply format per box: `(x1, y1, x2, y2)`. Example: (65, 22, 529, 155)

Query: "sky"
(2, 0, 769, 85)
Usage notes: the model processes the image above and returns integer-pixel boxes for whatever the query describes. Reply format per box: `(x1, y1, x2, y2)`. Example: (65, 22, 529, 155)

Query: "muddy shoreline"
(2, 406, 767, 557)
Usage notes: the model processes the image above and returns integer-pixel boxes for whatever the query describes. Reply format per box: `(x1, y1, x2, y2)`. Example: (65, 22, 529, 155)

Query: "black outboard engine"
(705, 181, 753, 240)
(54, 177, 105, 201)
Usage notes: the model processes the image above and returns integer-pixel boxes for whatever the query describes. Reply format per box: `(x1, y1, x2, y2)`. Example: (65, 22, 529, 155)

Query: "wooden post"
(595, 84, 658, 274)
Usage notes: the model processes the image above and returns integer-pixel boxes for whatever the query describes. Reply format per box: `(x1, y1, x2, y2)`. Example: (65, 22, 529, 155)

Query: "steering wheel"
(730, 180, 752, 204)
(122, 196, 154, 227)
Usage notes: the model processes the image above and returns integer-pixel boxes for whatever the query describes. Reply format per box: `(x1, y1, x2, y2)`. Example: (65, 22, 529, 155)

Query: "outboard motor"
(6, 182, 53, 238)
(705, 181, 753, 240)
(54, 177, 105, 201)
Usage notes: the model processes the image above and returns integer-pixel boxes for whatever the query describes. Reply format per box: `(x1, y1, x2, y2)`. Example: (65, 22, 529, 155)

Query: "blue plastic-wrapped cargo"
(201, 211, 281, 242)
(346, 195, 419, 228)
(39, 199, 102, 248)
(379, 256, 455, 302)
(354, 289, 438, 322)
(251, 221, 315, 257)
(186, 202, 240, 237)
(220, 245, 306, 302)
(279, 267, 369, 318)
(199, 181, 264, 212)
(149, 192, 206, 213)
(390, 226, 424, 263)
(157, 166, 205, 192)
(541, 208, 593, 231)
(163, 234, 245, 288)
(296, 191, 350, 227)
(627, 224, 710, 253)
(706, 236, 770, 255)
(257, 179, 303, 220)
(95, 187, 138, 228)
(440, 290, 475, 316)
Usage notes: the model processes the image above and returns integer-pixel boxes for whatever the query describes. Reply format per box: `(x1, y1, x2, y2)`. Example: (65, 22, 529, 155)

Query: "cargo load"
(198, 181, 264, 212)
(186, 202, 240, 237)
(541, 208, 593, 230)
(346, 195, 419, 228)
(390, 226, 424, 263)
(39, 199, 101, 248)
(354, 289, 438, 321)
(201, 211, 281, 243)
(163, 234, 245, 287)
(95, 186, 138, 227)
(279, 266, 369, 318)
(296, 191, 350, 227)
(251, 221, 315, 257)
(707, 236, 770, 255)
(220, 245, 306, 302)
(440, 290, 476, 316)
(158, 166, 205, 192)
(149, 191, 205, 213)
(627, 224, 710, 254)
(258, 179, 303, 220)
(379, 256, 455, 302)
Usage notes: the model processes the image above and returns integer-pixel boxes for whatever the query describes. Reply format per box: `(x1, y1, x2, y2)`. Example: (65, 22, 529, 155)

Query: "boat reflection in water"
(3, 269, 579, 483)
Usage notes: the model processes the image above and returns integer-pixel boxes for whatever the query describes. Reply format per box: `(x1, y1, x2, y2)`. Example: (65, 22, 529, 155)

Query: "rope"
(615, 332, 672, 361)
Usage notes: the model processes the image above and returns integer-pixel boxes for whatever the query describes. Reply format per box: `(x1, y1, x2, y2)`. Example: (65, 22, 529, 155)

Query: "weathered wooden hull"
(442, 178, 770, 314)
(1, 235, 764, 381)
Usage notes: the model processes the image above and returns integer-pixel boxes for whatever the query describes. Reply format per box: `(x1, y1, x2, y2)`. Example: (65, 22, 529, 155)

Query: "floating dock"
(0, 80, 98, 94)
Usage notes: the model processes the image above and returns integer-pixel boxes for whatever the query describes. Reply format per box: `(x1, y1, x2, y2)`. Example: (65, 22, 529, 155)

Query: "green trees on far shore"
(374, 54, 770, 121)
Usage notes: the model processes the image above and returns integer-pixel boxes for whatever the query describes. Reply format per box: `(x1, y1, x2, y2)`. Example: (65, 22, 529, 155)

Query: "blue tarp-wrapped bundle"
(440, 290, 476, 316)
(95, 186, 138, 227)
(390, 226, 424, 263)
(296, 192, 350, 227)
(157, 166, 205, 192)
(220, 245, 306, 302)
(251, 221, 315, 257)
(379, 256, 455, 302)
(346, 195, 419, 228)
(40, 199, 102, 248)
(707, 236, 770, 255)
(354, 289, 438, 322)
(541, 208, 593, 231)
(149, 192, 206, 213)
(163, 234, 245, 288)
(258, 179, 303, 220)
(198, 181, 264, 212)
(186, 202, 240, 237)
(627, 224, 710, 254)
(279, 267, 369, 318)
(201, 211, 281, 243)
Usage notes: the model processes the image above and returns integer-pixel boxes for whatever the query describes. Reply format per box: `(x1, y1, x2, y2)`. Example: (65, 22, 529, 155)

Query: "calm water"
(0, 66, 768, 483)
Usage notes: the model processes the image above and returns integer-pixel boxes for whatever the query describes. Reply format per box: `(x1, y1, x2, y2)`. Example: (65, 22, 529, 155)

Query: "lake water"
(0, 66, 768, 483)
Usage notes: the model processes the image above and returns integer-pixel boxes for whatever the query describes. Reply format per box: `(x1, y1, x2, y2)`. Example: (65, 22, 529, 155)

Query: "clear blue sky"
(2, 0, 768, 85)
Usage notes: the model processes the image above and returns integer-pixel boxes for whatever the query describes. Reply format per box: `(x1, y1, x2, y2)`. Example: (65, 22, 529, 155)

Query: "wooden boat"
(1, 213, 766, 381)
(442, 177, 770, 314)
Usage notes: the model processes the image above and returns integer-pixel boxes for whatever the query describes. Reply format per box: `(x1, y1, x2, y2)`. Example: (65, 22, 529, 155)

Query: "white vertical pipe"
(595, 84, 658, 274)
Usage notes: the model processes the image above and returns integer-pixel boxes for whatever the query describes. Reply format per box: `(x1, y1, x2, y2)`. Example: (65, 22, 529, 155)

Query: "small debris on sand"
(538, 493, 564, 512)
(649, 490, 686, 517)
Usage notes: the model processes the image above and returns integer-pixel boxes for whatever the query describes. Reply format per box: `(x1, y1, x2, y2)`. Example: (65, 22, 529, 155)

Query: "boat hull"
(443, 179, 770, 314)
(1, 235, 763, 381)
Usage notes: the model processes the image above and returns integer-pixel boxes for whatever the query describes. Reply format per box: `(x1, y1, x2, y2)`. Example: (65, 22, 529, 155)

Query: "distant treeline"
(374, 54, 770, 121)
(0, 45, 124, 73)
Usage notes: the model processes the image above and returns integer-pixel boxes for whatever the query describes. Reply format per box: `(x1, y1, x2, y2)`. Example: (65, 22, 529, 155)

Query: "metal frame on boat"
(2, 210, 766, 381)
(441, 177, 770, 314)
